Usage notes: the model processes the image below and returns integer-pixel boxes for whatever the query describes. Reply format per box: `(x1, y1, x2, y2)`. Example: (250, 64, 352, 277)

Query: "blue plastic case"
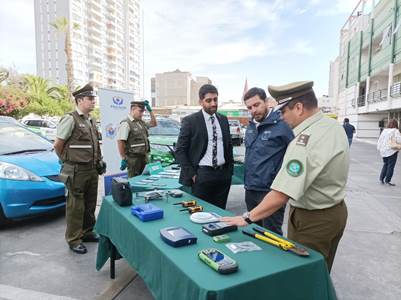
(131, 203, 164, 222)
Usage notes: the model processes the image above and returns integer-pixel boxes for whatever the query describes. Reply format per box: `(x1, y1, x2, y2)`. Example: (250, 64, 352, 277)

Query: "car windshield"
(0, 123, 53, 155)
(148, 119, 181, 136)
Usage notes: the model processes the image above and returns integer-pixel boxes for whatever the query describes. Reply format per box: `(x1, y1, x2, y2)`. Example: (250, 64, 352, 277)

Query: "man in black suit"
(175, 84, 234, 209)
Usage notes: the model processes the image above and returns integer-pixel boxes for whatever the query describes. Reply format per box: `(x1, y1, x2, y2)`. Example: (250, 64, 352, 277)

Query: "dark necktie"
(210, 116, 218, 167)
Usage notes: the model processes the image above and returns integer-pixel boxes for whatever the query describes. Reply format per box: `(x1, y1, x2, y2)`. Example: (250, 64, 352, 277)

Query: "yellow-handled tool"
(253, 227, 294, 249)
(242, 229, 309, 257)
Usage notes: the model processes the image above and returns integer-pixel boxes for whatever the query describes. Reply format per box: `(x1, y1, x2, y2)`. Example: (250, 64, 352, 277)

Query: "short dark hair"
(243, 87, 267, 102)
(344, 118, 349, 123)
(388, 119, 399, 129)
(199, 84, 218, 100)
(286, 91, 318, 110)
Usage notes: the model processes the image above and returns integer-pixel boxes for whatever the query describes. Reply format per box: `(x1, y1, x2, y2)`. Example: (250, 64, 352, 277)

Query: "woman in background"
(377, 119, 401, 186)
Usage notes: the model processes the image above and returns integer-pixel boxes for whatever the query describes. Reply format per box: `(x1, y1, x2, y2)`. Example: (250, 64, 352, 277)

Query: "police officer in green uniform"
(54, 83, 106, 254)
(221, 81, 349, 272)
(117, 100, 157, 178)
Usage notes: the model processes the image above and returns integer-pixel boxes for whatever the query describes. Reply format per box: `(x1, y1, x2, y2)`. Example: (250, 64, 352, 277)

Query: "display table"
(95, 192, 336, 300)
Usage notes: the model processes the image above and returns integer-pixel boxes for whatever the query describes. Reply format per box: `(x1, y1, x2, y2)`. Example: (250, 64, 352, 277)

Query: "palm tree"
(50, 17, 80, 102)
(0, 68, 9, 83)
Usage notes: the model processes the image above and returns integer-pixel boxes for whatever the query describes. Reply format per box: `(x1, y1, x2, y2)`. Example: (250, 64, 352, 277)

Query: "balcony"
(367, 89, 387, 104)
(357, 95, 366, 107)
(390, 82, 401, 98)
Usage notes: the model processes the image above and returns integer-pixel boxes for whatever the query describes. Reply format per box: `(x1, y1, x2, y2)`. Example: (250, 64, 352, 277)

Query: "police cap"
(268, 81, 314, 110)
(72, 83, 97, 99)
(130, 100, 145, 109)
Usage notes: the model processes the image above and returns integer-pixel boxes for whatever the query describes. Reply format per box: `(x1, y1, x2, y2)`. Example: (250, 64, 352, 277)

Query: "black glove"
(96, 160, 107, 175)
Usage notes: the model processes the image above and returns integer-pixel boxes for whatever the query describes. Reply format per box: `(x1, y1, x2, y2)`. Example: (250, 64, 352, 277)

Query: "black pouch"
(111, 177, 132, 206)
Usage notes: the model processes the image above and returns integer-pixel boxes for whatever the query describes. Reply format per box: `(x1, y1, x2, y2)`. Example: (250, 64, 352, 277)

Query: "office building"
(34, 0, 143, 98)
(152, 70, 212, 107)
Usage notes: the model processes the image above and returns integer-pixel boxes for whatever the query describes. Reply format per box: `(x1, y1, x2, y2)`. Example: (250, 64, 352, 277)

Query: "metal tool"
(180, 205, 203, 214)
(173, 200, 197, 207)
(242, 227, 309, 257)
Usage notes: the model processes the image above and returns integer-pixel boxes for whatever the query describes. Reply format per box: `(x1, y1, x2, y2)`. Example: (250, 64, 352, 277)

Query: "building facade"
(152, 70, 212, 107)
(34, 0, 143, 99)
(331, 0, 401, 138)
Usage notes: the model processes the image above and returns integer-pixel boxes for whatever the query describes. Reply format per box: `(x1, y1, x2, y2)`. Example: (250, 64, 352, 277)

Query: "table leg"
(110, 242, 116, 279)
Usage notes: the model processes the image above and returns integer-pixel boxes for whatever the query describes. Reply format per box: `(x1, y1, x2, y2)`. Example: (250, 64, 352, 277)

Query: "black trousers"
(245, 189, 286, 235)
(380, 151, 398, 183)
(191, 167, 232, 209)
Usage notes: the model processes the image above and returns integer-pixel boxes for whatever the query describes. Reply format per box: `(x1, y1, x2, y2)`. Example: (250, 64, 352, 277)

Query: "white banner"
(98, 87, 133, 194)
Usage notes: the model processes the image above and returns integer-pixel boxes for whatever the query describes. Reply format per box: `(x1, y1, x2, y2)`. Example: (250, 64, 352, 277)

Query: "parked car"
(21, 118, 57, 141)
(147, 117, 181, 166)
(228, 119, 243, 146)
(0, 118, 65, 225)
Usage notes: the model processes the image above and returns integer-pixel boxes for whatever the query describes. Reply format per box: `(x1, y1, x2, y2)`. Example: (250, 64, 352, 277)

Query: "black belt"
(198, 165, 226, 171)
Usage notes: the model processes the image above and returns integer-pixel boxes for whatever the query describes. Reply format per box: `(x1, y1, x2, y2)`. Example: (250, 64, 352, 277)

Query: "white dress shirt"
(199, 110, 226, 166)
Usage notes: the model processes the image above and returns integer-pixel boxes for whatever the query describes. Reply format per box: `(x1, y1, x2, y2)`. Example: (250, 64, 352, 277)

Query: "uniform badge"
(286, 160, 303, 177)
(296, 134, 310, 146)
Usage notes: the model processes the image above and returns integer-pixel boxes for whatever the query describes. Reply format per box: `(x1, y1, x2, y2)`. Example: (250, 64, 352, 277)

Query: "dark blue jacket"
(244, 110, 294, 191)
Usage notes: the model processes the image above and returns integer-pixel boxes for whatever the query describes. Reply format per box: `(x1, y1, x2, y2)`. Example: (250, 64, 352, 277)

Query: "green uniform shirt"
(57, 108, 92, 140)
(271, 111, 349, 210)
(117, 115, 150, 141)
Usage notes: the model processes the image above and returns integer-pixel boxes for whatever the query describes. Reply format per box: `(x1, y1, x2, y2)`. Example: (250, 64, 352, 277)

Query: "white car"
(228, 119, 243, 146)
(21, 119, 57, 141)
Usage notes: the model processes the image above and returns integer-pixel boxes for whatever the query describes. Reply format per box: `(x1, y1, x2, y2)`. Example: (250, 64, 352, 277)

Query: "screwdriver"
(173, 200, 197, 207)
(180, 205, 203, 214)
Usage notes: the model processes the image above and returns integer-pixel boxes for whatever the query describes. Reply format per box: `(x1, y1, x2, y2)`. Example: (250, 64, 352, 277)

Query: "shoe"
(69, 243, 87, 254)
(82, 232, 99, 243)
(386, 182, 396, 186)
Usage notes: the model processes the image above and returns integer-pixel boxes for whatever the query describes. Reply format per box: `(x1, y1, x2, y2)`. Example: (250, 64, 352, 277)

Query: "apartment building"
(330, 0, 401, 138)
(34, 0, 143, 98)
(152, 70, 212, 107)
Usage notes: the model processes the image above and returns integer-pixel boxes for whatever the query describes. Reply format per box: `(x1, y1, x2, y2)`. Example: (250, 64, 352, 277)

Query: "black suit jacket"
(175, 110, 234, 186)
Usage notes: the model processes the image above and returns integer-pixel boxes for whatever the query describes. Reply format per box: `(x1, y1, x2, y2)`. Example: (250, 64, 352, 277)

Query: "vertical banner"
(98, 88, 133, 195)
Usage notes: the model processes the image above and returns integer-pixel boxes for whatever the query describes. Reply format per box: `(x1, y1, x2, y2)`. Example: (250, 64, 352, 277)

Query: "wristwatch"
(242, 212, 253, 224)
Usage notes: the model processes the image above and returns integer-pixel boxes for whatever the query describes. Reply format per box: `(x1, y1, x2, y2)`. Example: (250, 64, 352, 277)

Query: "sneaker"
(386, 182, 396, 186)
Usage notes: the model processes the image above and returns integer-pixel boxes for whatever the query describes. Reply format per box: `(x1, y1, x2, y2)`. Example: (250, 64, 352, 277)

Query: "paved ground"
(1, 140, 401, 300)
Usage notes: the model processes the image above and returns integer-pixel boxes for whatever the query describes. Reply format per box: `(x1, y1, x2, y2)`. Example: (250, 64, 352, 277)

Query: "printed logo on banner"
(111, 96, 127, 110)
(105, 123, 117, 139)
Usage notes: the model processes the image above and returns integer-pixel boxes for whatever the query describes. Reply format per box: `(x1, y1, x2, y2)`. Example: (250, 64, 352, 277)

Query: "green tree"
(22, 75, 73, 116)
(50, 17, 80, 102)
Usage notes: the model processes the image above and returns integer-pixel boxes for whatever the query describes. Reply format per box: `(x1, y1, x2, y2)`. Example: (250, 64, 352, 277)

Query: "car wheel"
(0, 205, 10, 227)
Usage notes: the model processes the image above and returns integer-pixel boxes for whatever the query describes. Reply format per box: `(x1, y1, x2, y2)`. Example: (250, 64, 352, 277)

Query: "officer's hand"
(97, 160, 107, 175)
(220, 216, 248, 227)
(144, 100, 152, 112)
(120, 159, 128, 171)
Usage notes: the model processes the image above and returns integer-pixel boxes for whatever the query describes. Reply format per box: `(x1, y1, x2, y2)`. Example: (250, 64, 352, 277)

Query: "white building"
(330, 0, 401, 138)
(34, 0, 143, 99)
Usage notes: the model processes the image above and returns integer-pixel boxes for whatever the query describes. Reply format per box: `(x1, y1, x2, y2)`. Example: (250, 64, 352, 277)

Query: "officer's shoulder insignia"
(296, 134, 310, 146)
(286, 160, 303, 177)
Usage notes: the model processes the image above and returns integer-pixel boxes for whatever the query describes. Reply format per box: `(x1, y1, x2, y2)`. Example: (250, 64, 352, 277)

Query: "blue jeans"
(348, 138, 353, 146)
(380, 152, 398, 183)
(245, 189, 285, 235)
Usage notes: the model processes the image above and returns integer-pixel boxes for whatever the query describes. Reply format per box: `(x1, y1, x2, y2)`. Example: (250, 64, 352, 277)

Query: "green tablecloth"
(95, 193, 336, 300)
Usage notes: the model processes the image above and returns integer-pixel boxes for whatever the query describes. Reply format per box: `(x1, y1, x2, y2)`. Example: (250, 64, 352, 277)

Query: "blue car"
(0, 118, 66, 225)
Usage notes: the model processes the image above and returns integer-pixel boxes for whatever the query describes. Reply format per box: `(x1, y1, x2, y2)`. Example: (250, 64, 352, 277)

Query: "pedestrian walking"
(377, 119, 401, 186)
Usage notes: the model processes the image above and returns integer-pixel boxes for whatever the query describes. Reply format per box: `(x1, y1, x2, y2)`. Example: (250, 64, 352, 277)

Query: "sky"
(0, 0, 361, 101)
